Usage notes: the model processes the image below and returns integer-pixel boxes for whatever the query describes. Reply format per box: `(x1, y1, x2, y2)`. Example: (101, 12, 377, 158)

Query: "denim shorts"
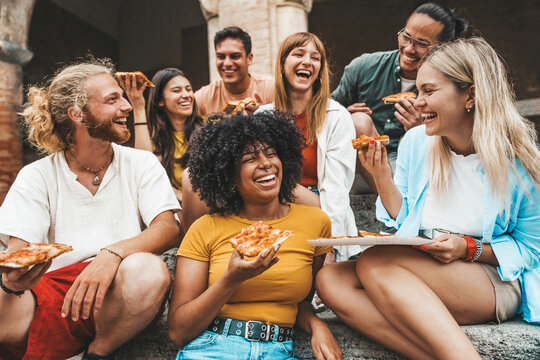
(175, 323, 297, 360)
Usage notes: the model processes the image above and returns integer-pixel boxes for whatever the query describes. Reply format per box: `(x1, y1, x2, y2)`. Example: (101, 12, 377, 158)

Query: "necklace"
(68, 149, 113, 186)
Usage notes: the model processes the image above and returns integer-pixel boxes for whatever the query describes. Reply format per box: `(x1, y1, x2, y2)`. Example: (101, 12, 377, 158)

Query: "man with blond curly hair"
(0, 59, 180, 360)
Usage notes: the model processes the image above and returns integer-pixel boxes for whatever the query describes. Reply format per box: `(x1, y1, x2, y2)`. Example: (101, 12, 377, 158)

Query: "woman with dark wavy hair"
(119, 68, 203, 204)
(168, 112, 342, 360)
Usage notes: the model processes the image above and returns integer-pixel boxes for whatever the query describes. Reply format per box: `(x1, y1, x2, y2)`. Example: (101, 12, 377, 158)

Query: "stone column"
(272, 0, 312, 71)
(198, 0, 312, 83)
(0, 0, 35, 203)
(199, 0, 220, 83)
(275, 1, 312, 43)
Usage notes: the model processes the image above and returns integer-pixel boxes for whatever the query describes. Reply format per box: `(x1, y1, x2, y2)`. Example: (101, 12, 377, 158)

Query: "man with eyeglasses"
(332, 2, 468, 193)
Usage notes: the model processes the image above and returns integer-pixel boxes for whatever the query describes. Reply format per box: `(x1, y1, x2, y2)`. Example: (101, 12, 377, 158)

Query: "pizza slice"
(352, 135, 390, 149)
(359, 230, 394, 237)
(222, 97, 256, 114)
(114, 71, 155, 88)
(0, 243, 73, 271)
(382, 91, 417, 105)
(230, 221, 293, 257)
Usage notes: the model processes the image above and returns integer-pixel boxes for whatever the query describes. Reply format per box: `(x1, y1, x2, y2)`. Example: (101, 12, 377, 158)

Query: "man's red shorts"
(1, 261, 95, 360)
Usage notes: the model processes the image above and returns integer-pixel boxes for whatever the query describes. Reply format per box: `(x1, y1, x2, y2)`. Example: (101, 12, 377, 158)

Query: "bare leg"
(316, 261, 435, 359)
(356, 246, 496, 359)
(88, 253, 170, 356)
(351, 112, 379, 194)
(351, 112, 378, 139)
(0, 289, 35, 347)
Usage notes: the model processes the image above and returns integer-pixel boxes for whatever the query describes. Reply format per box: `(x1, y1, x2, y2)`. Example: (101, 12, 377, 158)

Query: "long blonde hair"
(21, 58, 115, 154)
(421, 37, 540, 210)
(274, 32, 330, 143)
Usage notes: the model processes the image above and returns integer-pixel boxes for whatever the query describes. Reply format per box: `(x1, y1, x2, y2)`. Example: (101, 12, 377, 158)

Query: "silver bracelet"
(100, 247, 123, 260)
(472, 239, 483, 262)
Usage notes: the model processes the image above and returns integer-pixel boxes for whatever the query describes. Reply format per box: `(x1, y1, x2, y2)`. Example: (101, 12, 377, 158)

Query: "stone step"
(113, 299, 540, 359)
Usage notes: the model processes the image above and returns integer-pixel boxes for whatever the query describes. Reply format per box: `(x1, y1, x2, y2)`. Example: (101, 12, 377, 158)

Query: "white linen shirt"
(258, 100, 360, 260)
(0, 143, 180, 271)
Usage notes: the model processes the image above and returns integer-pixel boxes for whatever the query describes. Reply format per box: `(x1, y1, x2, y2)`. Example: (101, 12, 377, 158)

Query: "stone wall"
(0, 0, 35, 203)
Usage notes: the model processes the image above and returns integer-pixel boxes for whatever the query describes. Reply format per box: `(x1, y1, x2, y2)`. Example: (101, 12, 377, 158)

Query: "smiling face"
(158, 75, 193, 120)
(83, 73, 132, 143)
(236, 142, 283, 206)
(399, 13, 443, 79)
(416, 63, 473, 141)
(283, 41, 322, 95)
(215, 38, 253, 86)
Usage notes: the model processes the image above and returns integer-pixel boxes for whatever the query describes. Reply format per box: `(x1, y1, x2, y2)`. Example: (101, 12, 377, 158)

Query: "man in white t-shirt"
(0, 59, 180, 360)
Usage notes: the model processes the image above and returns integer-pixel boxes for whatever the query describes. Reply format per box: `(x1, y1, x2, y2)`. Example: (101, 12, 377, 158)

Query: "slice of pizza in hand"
(230, 221, 294, 257)
(222, 97, 256, 114)
(0, 243, 73, 271)
(352, 134, 390, 149)
(381, 91, 417, 105)
(114, 71, 155, 88)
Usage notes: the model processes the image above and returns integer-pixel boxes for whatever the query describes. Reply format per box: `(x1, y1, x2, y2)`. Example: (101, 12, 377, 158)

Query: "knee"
(316, 263, 341, 300)
(115, 253, 170, 313)
(356, 246, 390, 282)
(351, 112, 375, 137)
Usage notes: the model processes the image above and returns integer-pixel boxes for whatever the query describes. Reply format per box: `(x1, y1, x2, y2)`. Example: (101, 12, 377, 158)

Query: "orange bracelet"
(463, 236, 481, 261)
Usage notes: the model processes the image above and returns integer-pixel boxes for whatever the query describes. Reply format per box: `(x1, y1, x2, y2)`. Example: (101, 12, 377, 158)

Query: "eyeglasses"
(397, 29, 431, 50)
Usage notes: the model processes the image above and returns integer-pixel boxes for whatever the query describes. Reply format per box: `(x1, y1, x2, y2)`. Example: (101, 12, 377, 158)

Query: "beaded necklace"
(68, 149, 113, 186)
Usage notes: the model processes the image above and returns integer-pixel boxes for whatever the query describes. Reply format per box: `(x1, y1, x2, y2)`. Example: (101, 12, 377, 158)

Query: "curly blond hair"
(22, 58, 115, 154)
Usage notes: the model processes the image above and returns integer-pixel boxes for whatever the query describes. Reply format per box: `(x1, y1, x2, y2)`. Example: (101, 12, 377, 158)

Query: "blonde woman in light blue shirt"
(316, 37, 540, 360)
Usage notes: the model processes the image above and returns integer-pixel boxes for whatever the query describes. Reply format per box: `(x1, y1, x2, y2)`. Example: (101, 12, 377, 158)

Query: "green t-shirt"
(331, 50, 418, 153)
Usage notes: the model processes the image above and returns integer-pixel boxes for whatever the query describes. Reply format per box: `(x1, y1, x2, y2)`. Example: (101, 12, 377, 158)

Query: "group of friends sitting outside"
(0, 2, 538, 360)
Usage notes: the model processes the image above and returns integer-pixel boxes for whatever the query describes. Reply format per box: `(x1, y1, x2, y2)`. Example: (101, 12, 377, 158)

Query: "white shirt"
(420, 150, 484, 237)
(0, 143, 180, 270)
(400, 76, 416, 93)
(258, 100, 359, 260)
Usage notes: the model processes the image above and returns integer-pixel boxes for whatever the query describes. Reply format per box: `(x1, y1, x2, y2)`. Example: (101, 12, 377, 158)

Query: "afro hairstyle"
(187, 111, 305, 215)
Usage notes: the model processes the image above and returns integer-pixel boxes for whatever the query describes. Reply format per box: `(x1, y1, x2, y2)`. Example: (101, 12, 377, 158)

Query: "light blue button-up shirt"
(377, 125, 540, 323)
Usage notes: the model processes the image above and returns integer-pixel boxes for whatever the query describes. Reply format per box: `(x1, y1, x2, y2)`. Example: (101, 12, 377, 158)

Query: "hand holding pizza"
(394, 98, 422, 131)
(61, 248, 122, 322)
(224, 245, 281, 285)
(243, 92, 263, 115)
(117, 73, 147, 112)
(357, 136, 393, 183)
(2, 261, 51, 293)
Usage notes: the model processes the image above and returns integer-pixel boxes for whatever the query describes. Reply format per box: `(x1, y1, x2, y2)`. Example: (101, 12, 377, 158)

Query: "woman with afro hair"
(168, 112, 342, 360)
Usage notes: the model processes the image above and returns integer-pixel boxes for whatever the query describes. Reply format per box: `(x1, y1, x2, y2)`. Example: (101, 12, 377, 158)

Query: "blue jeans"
(175, 319, 297, 360)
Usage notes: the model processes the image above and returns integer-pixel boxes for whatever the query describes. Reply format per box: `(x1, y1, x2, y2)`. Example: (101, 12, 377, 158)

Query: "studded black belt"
(206, 317, 294, 342)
